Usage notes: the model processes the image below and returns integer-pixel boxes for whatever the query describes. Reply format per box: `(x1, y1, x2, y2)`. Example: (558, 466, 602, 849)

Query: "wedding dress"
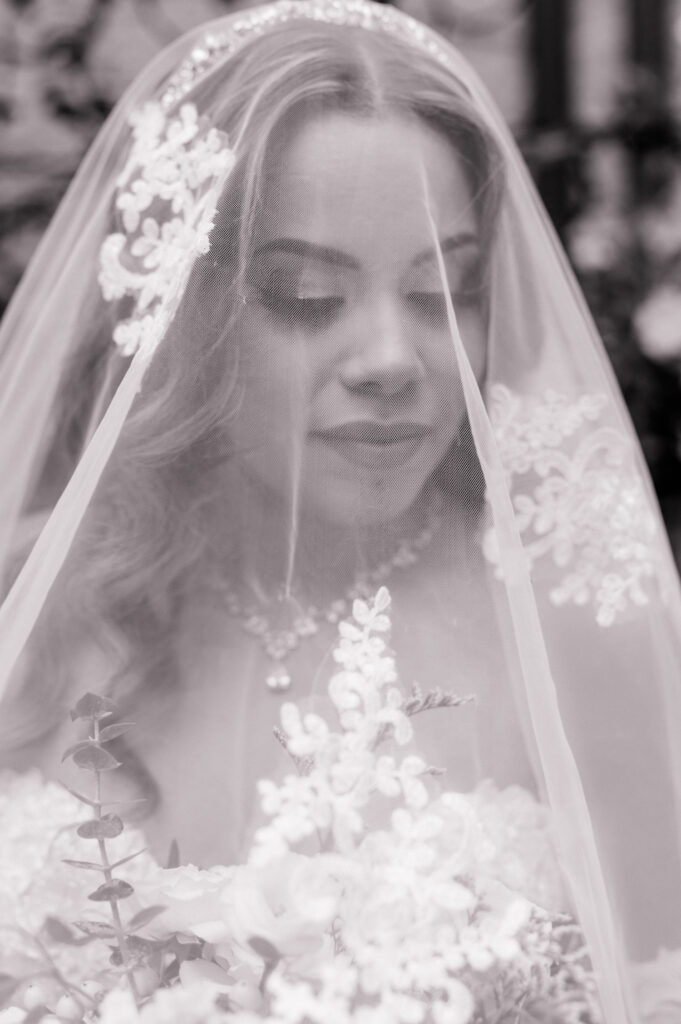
(1, 2, 681, 1020)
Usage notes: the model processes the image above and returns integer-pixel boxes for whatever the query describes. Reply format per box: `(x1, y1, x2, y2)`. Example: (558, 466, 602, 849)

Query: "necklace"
(220, 493, 443, 693)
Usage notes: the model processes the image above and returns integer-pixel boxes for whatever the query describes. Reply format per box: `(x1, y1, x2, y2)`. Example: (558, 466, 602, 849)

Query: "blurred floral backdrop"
(3, 0, 681, 552)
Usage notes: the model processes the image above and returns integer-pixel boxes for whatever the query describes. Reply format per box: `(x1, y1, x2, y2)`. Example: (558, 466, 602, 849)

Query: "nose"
(340, 293, 424, 398)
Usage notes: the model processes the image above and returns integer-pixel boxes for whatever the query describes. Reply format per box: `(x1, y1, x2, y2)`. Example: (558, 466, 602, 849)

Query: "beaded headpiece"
(159, 0, 459, 111)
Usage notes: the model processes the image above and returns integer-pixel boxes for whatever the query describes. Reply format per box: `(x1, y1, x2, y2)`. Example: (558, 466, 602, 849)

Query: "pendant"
(266, 663, 292, 693)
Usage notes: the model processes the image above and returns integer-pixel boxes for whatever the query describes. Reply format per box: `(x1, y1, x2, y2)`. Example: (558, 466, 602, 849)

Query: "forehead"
(257, 114, 478, 267)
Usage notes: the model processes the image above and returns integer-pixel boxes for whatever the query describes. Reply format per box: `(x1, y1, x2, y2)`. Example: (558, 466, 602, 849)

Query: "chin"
(303, 475, 431, 530)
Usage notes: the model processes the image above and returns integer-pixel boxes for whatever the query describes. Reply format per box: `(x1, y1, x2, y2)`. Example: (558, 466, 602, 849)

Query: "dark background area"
(3, 0, 681, 552)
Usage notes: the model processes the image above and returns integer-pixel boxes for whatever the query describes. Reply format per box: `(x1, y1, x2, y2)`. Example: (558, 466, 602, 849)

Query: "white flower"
(1, 589, 595, 1024)
(279, 703, 330, 758)
(634, 286, 681, 362)
(395, 756, 430, 809)
(194, 853, 341, 963)
(97, 988, 141, 1024)
(567, 209, 630, 273)
(431, 982, 475, 1024)
(268, 973, 350, 1024)
(0, 1009, 26, 1024)
(178, 958, 232, 992)
(142, 984, 226, 1024)
(131, 862, 233, 938)
(99, 982, 234, 1024)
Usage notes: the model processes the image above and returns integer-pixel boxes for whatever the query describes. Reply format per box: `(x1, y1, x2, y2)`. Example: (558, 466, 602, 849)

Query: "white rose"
(132, 863, 234, 939)
(195, 853, 341, 962)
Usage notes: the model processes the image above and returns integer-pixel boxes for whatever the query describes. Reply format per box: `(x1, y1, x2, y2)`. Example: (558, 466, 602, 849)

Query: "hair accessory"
(221, 491, 444, 692)
(98, 102, 235, 359)
(159, 0, 460, 112)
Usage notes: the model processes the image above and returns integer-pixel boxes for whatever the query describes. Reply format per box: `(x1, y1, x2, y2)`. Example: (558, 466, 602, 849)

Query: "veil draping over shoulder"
(2, 2, 681, 1019)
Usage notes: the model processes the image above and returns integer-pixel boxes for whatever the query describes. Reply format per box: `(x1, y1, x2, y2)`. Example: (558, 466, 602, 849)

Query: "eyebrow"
(413, 233, 480, 266)
(253, 233, 479, 270)
(253, 238, 360, 269)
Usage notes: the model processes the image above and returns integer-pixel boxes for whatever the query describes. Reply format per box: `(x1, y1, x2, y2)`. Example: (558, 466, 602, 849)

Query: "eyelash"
(257, 283, 484, 332)
(259, 290, 345, 332)
(406, 288, 483, 321)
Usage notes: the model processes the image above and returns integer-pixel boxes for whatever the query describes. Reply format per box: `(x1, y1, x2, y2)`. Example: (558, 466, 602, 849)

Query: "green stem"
(5, 926, 98, 1014)
(92, 717, 141, 1006)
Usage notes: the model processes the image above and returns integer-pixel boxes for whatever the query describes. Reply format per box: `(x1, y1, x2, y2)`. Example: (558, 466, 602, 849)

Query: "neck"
(206, 464, 439, 606)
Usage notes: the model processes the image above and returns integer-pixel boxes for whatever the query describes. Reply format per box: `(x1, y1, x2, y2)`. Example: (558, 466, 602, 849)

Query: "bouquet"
(0, 588, 601, 1024)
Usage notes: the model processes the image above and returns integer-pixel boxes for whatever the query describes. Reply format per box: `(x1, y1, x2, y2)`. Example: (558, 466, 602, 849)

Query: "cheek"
(237, 321, 313, 417)
(452, 307, 487, 385)
(424, 309, 486, 384)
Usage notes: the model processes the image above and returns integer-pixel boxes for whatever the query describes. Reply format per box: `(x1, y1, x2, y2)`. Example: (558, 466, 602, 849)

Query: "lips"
(318, 421, 432, 443)
(312, 421, 434, 468)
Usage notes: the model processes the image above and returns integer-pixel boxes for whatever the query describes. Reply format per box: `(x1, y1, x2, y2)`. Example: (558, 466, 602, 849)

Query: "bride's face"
(231, 112, 487, 526)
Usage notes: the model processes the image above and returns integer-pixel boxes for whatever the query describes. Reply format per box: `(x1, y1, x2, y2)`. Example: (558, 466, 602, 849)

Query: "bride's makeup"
(231, 112, 487, 526)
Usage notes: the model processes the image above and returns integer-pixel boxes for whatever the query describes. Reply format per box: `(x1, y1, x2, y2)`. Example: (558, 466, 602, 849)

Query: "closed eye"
(406, 287, 483, 321)
(259, 290, 345, 332)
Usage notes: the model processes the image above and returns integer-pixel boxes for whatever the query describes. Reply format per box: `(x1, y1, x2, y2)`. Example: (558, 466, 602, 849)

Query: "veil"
(1, 2, 681, 1020)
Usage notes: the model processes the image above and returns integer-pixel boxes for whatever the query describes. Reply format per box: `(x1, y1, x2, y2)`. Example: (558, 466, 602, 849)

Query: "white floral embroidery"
(483, 385, 664, 626)
(98, 102, 235, 358)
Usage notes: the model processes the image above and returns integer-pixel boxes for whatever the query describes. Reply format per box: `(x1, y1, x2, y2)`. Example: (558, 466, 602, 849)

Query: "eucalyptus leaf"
(77, 813, 124, 839)
(248, 935, 280, 962)
(70, 692, 119, 721)
(74, 920, 117, 938)
(100, 796, 148, 808)
(62, 858, 108, 872)
(59, 783, 97, 807)
(122, 934, 158, 954)
(61, 740, 95, 764)
(72, 744, 121, 772)
(110, 847, 148, 869)
(88, 879, 135, 902)
(109, 933, 160, 968)
(98, 721, 135, 742)
(165, 838, 181, 869)
(127, 905, 167, 932)
(43, 916, 80, 943)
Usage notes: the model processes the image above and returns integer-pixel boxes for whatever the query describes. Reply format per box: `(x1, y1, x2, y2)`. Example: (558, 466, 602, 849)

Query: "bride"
(2, 1, 681, 1019)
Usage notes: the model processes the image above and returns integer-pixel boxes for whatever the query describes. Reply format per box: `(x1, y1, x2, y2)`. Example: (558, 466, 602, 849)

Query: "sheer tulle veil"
(2, 2, 681, 1019)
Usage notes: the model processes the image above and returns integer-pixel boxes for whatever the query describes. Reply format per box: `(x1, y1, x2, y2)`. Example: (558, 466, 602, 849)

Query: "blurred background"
(3, 0, 681, 553)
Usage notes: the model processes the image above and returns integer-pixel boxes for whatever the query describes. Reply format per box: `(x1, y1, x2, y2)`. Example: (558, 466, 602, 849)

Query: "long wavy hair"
(1, 19, 505, 781)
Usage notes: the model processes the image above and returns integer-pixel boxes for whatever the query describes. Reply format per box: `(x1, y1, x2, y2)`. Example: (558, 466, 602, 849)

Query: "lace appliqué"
(98, 103, 234, 359)
(483, 385, 664, 626)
